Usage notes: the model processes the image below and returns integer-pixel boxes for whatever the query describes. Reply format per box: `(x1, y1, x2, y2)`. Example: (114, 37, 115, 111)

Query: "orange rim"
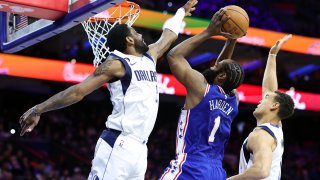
(86, 1, 140, 22)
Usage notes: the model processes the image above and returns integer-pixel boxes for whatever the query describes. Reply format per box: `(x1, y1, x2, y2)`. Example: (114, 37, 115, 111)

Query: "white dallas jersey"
(239, 123, 284, 180)
(106, 50, 159, 142)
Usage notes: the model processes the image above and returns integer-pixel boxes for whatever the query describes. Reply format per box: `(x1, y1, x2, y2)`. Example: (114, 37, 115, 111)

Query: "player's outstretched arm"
(19, 58, 125, 136)
(148, 0, 198, 62)
(170, 8, 232, 59)
(262, 34, 292, 96)
(212, 38, 237, 66)
(227, 129, 275, 180)
(166, 9, 232, 101)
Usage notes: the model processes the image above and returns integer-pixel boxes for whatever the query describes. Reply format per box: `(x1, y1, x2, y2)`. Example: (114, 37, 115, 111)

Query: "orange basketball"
(222, 5, 249, 39)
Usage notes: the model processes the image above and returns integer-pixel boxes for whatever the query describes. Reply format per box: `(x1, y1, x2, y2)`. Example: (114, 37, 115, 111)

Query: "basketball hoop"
(81, 1, 140, 67)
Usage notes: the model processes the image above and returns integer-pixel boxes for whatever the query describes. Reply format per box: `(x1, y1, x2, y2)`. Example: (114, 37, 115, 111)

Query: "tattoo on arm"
(93, 60, 113, 76)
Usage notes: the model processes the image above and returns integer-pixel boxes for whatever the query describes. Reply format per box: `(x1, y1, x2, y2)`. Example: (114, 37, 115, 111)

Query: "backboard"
(0, 0, 124, 53)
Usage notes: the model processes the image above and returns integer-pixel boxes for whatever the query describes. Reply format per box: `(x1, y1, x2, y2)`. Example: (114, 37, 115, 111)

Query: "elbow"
(167, 50, 175, 61)
(167, 48, 181, 62)
(167, 49, 176, 63)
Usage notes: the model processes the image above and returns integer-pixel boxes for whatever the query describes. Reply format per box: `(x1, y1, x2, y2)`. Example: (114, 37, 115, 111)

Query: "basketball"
(221, 5, 249, 39)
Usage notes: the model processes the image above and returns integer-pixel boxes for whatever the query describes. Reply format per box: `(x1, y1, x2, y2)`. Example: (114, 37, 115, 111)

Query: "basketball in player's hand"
(221, 5, 249, 39)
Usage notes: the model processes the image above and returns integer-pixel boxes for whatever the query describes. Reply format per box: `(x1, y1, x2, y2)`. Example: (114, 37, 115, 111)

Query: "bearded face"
(134, 37, 149, 54)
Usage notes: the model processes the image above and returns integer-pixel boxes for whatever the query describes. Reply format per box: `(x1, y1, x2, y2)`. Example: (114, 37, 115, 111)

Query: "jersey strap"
(257, 125, 277, 141)
(242, 140, 251, 163)
(109, 53, 132, 95)
(143, 52, 155, 64)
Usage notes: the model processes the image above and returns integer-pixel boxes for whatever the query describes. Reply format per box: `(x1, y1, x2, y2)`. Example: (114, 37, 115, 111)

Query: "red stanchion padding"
(0, 0, 68, 20)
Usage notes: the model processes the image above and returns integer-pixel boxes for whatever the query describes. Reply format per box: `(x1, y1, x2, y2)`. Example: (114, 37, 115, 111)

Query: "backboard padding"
(0, 0, 124, 53)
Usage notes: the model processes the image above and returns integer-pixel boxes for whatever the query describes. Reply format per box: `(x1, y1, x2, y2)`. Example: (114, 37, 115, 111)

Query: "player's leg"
(159, 155, 226, 180)
(88, 129, 128, 180)
(88, 137, 115, 179)
(159, 155, 187, 180)
(128, 142, 148, 180)
(102, 133, 148, 180)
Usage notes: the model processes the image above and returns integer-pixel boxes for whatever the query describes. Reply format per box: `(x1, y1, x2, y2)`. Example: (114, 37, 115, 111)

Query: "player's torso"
(176, 84, 238, 160)
(106, 50, 159, 141)
(239, 123, 284, 180)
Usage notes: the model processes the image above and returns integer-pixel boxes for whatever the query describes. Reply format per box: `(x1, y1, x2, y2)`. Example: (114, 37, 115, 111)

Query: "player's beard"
(202, 68, 219, 84)
(134, 38, 149, 54)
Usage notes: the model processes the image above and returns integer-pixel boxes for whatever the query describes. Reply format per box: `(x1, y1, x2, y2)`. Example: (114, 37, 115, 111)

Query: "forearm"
(228, 166, 269, 180)
(35, 85, 84, 114)
(262, 54, 278, 94)
(170, 30, 212, 58)
(215, 39, 237, 64)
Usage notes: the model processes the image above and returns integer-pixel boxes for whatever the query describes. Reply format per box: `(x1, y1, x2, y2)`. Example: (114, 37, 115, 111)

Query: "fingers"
(192, 0, 198, 7)
(19, 109, 36, 136)
(221, 32, 234, 39)
(190, 7, 196, 12)
(221, 15, 230, 24)
(20, 119, 35, 136)
(283, 34, 292, 40)
(277, 34, 292, 47)
(184, 0, 198, 13)
(218, 8, 227, 18)
(20, 121, 29, 136)
(186, 7, 196, 16)
(270, 34, 292, 54)
(280, 34, 292, 44)
(212, 8, 226, 21)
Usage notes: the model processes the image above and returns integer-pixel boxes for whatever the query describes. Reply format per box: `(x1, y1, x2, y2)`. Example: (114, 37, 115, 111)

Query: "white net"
(81, 1, 140, 67)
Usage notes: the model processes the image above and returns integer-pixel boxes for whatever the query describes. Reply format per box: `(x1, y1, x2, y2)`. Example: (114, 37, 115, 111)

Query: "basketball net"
(81, 1, 140, 67)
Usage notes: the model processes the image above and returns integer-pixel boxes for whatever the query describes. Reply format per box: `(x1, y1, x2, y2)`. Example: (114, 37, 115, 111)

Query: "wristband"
(163, 8, 186, 35)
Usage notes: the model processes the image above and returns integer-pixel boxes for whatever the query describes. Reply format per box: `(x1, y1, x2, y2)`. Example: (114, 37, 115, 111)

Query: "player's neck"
(256, 114, 281, 126)
(125, 48, 144, 57)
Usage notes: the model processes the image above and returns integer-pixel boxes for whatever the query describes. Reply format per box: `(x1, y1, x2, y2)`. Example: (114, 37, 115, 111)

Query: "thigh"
(88, 136, 132, 180)
(129, 144, 147, 180)
(177, 161, 226, 180)
(159, 155, 187, 180)
(88, 137, 115, 180)
(159, 158, 226, 180)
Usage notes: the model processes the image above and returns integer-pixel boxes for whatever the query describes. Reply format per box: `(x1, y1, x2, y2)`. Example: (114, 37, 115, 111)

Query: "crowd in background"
(17, 25, 320, 95)
(0, 88, 319, 179)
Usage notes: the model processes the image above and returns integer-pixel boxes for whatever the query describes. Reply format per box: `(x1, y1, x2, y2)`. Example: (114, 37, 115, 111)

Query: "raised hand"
(269, 34, 292, 55)
(19, 106, 41, 136)
(183, 0, 198, 16)
(206, 8, 233, 38)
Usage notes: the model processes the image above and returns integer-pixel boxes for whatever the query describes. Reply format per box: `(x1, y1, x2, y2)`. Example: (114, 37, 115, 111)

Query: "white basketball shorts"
(88, 129, 148, 180)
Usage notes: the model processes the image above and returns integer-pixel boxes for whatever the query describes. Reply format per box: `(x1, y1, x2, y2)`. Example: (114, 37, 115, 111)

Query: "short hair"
(107, 24, 131, 52)
(274, 90, 295, 119)
(222, 61, 245, 94)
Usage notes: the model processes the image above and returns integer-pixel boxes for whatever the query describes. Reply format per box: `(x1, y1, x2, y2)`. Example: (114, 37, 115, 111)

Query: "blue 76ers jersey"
(176, 84, 238, 160)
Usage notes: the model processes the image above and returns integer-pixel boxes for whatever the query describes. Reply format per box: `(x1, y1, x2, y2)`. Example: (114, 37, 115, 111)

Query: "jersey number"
(208, 116, 221, 143)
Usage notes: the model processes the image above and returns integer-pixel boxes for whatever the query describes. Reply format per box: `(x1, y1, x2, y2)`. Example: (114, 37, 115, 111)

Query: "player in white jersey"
(19, 1, 198, 179)
(227, 35, 295, 180)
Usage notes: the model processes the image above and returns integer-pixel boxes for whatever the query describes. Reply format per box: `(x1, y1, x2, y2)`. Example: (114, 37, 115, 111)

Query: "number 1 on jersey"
(208, 116, 221, 143)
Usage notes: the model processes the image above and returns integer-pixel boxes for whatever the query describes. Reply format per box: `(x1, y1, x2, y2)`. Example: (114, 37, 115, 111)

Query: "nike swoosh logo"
(130, 62, 137, 66)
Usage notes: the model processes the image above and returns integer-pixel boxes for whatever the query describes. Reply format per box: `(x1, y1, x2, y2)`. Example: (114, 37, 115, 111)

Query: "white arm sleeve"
(163, 8, 186, 35)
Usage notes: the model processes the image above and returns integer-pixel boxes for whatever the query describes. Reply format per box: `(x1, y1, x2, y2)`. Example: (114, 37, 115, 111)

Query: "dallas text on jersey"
(134, 70, 157, 82)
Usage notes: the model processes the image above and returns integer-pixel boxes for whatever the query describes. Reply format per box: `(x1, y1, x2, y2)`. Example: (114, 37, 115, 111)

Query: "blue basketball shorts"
(159, 154, 226, 180)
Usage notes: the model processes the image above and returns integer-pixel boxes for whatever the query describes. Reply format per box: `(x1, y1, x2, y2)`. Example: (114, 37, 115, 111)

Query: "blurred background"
(1, 0, 320, 179)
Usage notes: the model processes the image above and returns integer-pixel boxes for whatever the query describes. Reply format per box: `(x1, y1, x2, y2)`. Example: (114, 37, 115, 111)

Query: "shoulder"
(247, 128, 275, 150)
(93, 57, 125, 78)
